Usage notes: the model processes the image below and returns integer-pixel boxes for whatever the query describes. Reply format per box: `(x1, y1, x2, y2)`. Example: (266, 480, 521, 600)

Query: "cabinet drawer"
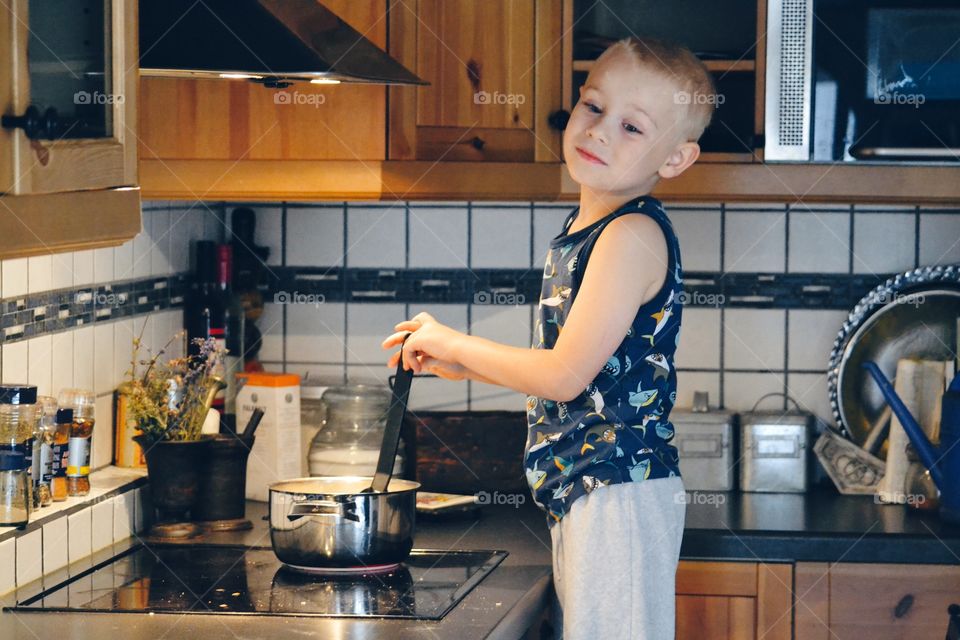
(828, 563, 960, 639)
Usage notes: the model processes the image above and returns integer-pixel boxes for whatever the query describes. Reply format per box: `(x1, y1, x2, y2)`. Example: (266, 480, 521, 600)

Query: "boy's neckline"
(553, 194, 656, 245)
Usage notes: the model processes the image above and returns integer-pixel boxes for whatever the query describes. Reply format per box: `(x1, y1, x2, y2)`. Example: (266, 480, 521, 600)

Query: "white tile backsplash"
(345, 303, 406, 364)
(93, 323, 115, 395)
(0, 538, 14, 594)
(2, 341, 28, 384)
(919, 213, 960, 266)
(3, 257, 28, 298)
(408, 377, 469, 411)
(471, 206, 531, 268)
(68, 507, 93, 564)
(787, 309, 848, 371)
(114, 235, 134, 280)
(470, 304, 532, 348)
(42, 518, 69, 575)
(250, 205, 284, 266)
(288, 207, 344, 267)
(28, 254, 52, 294)
(72, 249, 95, 286)
(671, 207, 722, 272)
(723, 371, 785, 411)
(852, 211, 916, 274)
(788, 208, 851, 273)
(73, 325, 95, 391)
(113, 492, 135, 542)
(26, 334, 52, 397)
(150, 209, 173, 276)
(723, 309, 785, 371)
(675, 308, 721, 369)
(91, 500, 114, 552)
(345, 205, 405, 267)
(409, 206, 468, 268)
(724, 210, 787, 273)
(15, 528, 43, 587)
(533, 205, 571, 266)
(50, 251, 74, 290)
(286, 301, 346, 363)
(51, 330, 74, 394)
(674, 371, 721, 409)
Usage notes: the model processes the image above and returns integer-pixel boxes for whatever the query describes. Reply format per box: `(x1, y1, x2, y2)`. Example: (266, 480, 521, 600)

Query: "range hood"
(139, 0, 427, 86)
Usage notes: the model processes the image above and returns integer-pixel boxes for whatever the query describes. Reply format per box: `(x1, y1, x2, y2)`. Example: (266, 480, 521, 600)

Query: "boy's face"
(563, 50, 699, 196)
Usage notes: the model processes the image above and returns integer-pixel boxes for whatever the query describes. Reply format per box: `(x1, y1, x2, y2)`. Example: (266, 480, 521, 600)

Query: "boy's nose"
(585, 122, 608, 145)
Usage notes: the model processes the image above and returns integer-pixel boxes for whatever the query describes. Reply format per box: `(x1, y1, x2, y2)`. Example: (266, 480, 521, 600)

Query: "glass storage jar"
(0, 384, 38, 526)
(307, 383, 405, 478)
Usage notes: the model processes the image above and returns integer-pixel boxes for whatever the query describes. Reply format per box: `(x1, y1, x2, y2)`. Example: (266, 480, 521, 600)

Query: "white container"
(237, 372, 301, 501)
(671, 410, 737, 491)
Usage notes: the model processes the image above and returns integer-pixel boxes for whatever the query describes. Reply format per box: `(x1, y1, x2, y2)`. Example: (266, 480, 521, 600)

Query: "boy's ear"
(658, 141, 701, 179)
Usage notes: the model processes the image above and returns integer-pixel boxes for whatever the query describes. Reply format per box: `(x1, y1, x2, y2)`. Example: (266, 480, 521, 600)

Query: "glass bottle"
(0, 384, 38, 526)
(58, 389, 96, 497)
(50, 408, 72, 502)
(34, 396, 57, 507)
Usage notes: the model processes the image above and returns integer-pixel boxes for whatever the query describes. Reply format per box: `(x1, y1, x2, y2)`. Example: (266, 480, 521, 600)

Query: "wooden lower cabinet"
(676, 561, 792, 640)
(795, 562, 960, 640)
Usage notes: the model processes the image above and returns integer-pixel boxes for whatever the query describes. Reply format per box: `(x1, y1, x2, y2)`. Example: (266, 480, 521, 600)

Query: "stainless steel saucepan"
(269, 336, 418, 571)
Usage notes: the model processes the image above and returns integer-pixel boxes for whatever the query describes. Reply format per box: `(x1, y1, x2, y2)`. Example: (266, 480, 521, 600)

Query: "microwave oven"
(765, 0, 960, 162)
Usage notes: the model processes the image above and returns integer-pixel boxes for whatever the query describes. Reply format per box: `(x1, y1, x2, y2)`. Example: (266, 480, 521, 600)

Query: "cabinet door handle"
(1, 105, 62, 139)
(894, 594, 914, 618)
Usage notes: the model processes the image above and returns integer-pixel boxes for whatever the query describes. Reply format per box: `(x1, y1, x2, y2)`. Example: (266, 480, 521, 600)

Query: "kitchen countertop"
(3, 485, 959, 640)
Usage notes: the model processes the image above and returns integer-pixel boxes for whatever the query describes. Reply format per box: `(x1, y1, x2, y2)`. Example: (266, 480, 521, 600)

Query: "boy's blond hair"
(597, 37, 717, 143)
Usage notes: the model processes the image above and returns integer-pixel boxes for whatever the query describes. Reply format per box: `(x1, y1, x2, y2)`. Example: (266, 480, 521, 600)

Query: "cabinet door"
(0, 0, 138, 194)
(138, 1, 387, 163)
(677, 561, 792, 640)
(388, 0, 563, 162)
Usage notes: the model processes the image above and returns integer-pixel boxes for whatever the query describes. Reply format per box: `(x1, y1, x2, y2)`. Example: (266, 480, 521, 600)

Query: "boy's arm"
(447, 214, 668, 401)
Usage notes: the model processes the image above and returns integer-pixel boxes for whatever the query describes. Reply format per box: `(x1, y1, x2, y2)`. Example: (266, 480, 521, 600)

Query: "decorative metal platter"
(827, 265, 960, 445)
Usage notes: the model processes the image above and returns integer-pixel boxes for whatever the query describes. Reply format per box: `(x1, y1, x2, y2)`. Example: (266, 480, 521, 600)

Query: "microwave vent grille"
(764, 0, 813, 160)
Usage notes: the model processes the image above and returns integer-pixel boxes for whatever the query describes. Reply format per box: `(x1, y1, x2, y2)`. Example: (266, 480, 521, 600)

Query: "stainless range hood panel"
(139, 0, 427, 86)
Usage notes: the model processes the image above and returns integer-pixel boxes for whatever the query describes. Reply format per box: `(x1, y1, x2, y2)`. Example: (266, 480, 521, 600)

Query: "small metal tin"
(672, 410, 737, 491)
(740, 411, 813, 493)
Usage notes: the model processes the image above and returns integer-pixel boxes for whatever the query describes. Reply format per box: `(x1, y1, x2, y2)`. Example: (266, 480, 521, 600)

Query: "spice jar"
(58, 389, 96, 497)
(0, 384, 38, 526)
(34, 396, 57, 508)
(307, 383, 405, 478)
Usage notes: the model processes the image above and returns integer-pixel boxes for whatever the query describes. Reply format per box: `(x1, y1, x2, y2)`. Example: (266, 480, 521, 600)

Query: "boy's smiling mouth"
(575, 146, 607, 165)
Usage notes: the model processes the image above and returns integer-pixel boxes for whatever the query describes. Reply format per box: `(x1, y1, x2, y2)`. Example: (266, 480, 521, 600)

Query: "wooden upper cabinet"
(0, 0, 138, 195)
(388, 0, 564, 163)
(138, 1, 388, 163)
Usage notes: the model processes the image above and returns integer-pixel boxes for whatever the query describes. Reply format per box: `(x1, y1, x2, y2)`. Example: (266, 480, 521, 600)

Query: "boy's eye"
(624, 123, 642, 135)
(585, 101, 601, 113)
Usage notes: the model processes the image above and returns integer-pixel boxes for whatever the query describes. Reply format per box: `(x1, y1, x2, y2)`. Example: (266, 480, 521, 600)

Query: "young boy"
(383, 36, 716, 639)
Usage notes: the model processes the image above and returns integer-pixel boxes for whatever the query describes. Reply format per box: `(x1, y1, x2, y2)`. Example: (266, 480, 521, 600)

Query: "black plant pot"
(194, 433, 255, 530)
(134, 435, 214, 535)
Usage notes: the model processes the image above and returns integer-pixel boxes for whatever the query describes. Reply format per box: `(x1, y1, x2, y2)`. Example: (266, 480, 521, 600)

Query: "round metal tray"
(827, 264, 960, 445)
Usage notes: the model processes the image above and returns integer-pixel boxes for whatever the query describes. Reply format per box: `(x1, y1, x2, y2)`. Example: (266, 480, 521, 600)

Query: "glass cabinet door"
(27, 0, 113, 139)
(1, 0, 137, 195)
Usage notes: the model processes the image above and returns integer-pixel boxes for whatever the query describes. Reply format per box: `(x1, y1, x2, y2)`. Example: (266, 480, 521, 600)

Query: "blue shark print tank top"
(524, 194, 683, 526)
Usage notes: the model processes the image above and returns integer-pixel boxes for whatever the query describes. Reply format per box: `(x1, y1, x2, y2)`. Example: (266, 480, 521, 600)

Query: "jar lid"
(56, 408, 74, 423)
(322, 383, 392, 405)
(0, 384, 37, 405)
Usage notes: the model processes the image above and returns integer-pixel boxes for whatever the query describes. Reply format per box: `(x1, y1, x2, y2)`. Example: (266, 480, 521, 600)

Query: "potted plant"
(126, 329, 225, 538)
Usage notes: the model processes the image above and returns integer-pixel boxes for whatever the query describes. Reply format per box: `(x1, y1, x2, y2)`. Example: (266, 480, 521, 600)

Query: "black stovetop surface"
(10, 545, 508, 620)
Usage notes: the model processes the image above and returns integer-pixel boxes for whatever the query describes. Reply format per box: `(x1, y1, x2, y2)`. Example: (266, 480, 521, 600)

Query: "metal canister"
(740, 394, 813, 493)
(671, 409, 737, 491)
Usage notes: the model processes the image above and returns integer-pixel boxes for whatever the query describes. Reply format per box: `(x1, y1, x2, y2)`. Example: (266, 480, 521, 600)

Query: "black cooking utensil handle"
(372, 335, 413, 492)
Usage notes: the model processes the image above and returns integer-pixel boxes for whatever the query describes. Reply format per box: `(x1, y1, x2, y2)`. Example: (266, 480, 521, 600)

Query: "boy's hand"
(381, 312, 463, 374)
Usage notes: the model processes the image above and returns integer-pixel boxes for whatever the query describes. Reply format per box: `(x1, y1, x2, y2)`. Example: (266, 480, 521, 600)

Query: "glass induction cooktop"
(8, 545, 508, 620)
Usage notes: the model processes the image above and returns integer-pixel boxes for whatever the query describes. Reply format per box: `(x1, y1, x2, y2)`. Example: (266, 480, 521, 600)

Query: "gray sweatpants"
(549, 476, 686, 640)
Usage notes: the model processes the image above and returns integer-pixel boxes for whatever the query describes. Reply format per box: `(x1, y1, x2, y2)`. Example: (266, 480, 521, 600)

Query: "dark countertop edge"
(681, 530, 960, 565)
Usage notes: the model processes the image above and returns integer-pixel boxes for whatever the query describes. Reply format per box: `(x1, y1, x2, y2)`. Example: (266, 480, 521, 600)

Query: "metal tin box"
(740, 411, 813, 493)
(671, 410, 737, 491)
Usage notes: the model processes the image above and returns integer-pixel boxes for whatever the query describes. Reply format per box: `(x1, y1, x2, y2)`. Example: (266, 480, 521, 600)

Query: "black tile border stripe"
(0, 274, 190, 344)
(259, 266, 892, 311)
